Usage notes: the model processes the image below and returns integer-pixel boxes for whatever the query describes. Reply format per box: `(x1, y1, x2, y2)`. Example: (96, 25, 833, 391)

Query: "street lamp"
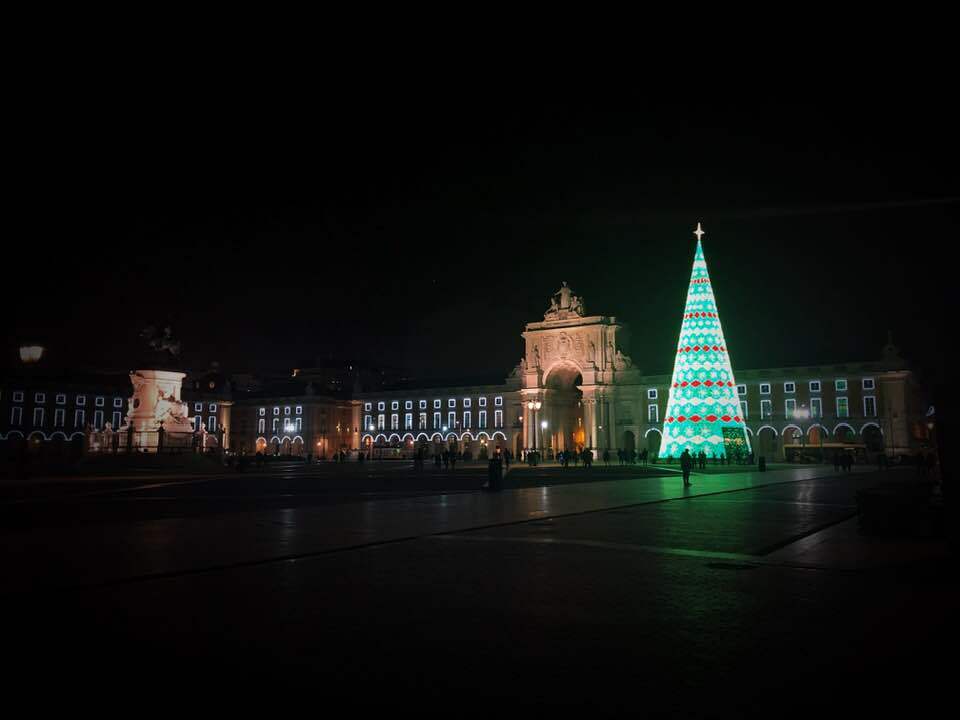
(541, 419, 548, 459)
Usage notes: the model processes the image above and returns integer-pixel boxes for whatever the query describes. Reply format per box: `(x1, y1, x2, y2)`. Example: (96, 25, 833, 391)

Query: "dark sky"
(8, 93, 956, 385)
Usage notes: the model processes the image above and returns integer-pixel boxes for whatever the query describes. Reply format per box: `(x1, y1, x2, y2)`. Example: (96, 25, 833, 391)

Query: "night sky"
(8, 95, 956, 386)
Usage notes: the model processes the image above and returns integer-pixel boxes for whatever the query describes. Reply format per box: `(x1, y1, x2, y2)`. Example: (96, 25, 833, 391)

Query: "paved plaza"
(1, 462, 954, 712)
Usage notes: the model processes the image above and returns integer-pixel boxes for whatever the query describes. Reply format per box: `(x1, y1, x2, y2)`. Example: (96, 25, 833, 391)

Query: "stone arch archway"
(756, 426, 778, 459)
(542, 361, 584, 456)
(863, 424, 884, 452)
(645, 428, 662, 456)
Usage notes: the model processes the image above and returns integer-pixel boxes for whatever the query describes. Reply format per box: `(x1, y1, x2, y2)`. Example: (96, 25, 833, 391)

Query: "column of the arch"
(608, 392, 618, 451)
(597, 391, 607, 450)
(580, 388, 595, 450)
(524, 402, 533, 452)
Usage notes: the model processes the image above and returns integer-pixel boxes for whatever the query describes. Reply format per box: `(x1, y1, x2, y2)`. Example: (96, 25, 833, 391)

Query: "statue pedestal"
(120, 369, 195, 452)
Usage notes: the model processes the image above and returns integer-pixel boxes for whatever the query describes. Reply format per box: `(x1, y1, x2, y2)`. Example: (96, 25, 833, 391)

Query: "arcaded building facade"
(355, 284, 932, 462)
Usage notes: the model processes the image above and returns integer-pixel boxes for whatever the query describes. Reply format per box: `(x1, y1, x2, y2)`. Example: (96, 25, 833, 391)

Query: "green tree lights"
(660, 224, 751, 460)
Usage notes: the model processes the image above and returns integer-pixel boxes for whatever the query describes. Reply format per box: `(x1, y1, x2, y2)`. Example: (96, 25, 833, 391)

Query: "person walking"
(603, 449, 610, 467)
(680, 448, 693, 487)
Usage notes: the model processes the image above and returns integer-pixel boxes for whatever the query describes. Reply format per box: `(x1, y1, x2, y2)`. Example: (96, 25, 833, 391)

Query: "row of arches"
(635, 422, 884, 459)
(638, 422, 883, 442)
(0, 430, 86, 441)
(255, 436, 305, 456)
(361, 431, 508, 444)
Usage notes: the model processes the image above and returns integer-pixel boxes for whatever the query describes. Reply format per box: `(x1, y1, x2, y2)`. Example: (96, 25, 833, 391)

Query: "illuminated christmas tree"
(660, 224, 751, 459)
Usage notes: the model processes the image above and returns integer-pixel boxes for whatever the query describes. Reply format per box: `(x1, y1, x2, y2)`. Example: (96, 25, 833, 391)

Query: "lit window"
(273, 407, 280, 415)
(862, 378, 875, 390)
(364, 402, 372, 411)
(74, 409, 85, 427)
(55, 409, 65, 427)
(433, 412, 441, 428)
(296, 417, 302, 431)
(95, 397, 104, 407)
(495, 396, 503, 406)
(284, 407, 291, 415)
(57, 394, 66, 405)
(760, 400, 772, 419)
(272, 418, 279, 432)
(836, 397, 849, 417)
(112, 411, 121, 428)
(378, 402, 385, 411)
(35, 393, 46, 404)
(419, 412, 427, 428)
(648, 404, 659, 422)
(76, 396, 86, 406)
(11, 407, 22, 425)
(448, 399, 456, 408)
(378, 414, 385, 430)
(405, 401, 412, 410)
(195, 403, 203, 412)
(784, 382, 796, 394)
(479, 410, 487, 428)
(33, 407, 45, 426)
(737, 385, 746, 396)
(739, 401, 748, 420)
(864, 396, 877, 417)
(12, 391, 24, 402)
(405, 413, 413, 429)
(392, 401, 399, 410)
(419, 400, 427, 409)
(258, 419, 265, 434)
(93, 410, 103, 429)
(391, 414, 399, 430)
(479, 397, 487, 407)
(364, 414, 371, 430)
(835, 379, 847, 392)
(494, 409, 503, 427)
(809, 381, 821, 393)
(811, 398, 822, 418)
(785, 399, 796, 418)
(759, 384, 770, 395)
(447, 411, 456, 429)
(207, 416, 217, 432)
(647, 389, 658, 400)
(295, 406, 302, 415)
(463, 411, 471, 428)
(259, 408, 266, 416)
(113, 398, 123, 408)
(209, 403, 217, 413)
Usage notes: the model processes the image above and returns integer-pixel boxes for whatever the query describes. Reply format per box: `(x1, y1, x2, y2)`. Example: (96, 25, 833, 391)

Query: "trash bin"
(487, 457, 503, 491)
(758, 456, 767, 472)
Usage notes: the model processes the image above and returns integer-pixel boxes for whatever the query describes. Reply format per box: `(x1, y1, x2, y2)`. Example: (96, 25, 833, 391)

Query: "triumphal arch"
(520, 283, 642, 454)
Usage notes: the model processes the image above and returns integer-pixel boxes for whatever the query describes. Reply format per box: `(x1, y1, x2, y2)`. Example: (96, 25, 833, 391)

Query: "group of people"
(410, 446, 511, 471)
(666, 449, 751, 466)
(610, 448, 650, 466)
(554, 447, 594, 468)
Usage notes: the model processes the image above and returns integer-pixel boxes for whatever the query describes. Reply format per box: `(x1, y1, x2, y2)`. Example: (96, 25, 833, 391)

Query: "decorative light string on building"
(659, 223, 751, 459)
